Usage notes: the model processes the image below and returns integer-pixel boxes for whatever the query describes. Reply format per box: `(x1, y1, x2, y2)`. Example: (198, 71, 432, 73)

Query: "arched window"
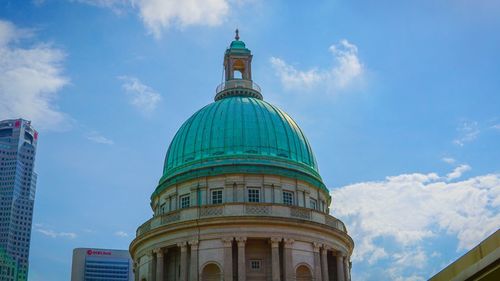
(201, 263, 222, 281)
(296, 264, 313, 281)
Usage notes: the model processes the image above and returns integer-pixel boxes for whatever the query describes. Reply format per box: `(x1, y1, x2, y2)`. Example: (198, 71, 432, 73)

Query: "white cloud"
(133, 0, 229, 38)
(270, 39, 364, 94)
(74, 0, 231, 38)
(119, 75, 161, 115)
(453, 121, 480, 146)
(441, 157, 456, 164)
(73, 0, 130, 14)
(114, 231, 129, 237)
(86, 130, 114, 145)
(446, 164, 471, 180)
(34, 224, 77, 239)
(0, 20, 69, 131)
(392, 247, 427, 269)
(331, 169, 500, 278)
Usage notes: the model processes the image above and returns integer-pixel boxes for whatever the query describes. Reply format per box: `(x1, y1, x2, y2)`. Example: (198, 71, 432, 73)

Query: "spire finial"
(235, 28, 240, 41)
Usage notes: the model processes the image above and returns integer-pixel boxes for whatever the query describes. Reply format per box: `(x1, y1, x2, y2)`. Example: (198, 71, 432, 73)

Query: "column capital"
(270, 237, 281, 248)
(284, 238, 294, 248)
(236, 236, 247, 247)
(321, 245, 331, 253)
(153, 248, 164, 257)
(312, 242, 321, 252)
(335, 250, 346, 257)
(189, 240, 199, 250)
(221, 237, 233, 247)
(177, 241, 187, 251)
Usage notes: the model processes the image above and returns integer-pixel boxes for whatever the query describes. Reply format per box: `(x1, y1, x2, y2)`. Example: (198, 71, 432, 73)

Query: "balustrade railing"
(136, 203, 346, 237)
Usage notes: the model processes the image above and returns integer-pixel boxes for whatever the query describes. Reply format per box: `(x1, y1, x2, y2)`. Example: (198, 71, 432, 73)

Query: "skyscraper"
(0, 119, 38, 281)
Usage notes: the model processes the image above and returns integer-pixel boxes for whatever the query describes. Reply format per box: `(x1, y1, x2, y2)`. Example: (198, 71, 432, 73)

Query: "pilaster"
(321, 246, 329, 281)
(283, 238, 294, 281)
(236, 237, 247, 281)
(178, 242, 188, 281)
(222, 237, 234, 281)
(270, 237, 281, 281)
(189, 240, 199, 281)
(312, 242, 322, 281)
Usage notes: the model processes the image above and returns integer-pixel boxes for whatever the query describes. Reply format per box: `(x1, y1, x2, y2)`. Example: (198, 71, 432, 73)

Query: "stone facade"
(130, 174, 353, 281)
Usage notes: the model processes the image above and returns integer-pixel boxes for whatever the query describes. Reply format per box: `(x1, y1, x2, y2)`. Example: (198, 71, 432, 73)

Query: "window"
(310, 199, 317, 210)
(283, 191, 294, 205)
(180, 195, 190, 209)
(247, 188, 260, 203)
(250, 260, 262, 271)
(211, 189, 223, 204)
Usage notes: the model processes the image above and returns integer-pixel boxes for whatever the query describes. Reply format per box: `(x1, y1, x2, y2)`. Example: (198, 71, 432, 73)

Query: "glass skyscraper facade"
(84, 258, 130, 281)
(0, 119, 38, 281)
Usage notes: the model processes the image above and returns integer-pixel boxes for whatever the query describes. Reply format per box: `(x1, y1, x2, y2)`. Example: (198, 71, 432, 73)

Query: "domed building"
(130, 32, 354, 281)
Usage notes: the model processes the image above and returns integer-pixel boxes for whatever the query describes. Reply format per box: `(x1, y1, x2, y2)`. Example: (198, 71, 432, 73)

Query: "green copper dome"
(152, 34, 328, 197)
(153, 96, 326, 196)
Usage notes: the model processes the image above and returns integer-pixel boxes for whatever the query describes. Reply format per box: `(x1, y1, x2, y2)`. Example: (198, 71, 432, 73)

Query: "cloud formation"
(34, 224, 77, 239)
(453, 120, 480, 146)
(119, 75, 161, 115)
(441, 157, 456, 164)
(446, 164, 471, 180)
(114, 231, 129, 237)
(74, 0, 230, 38)
(0, 20, 69, 130)
(133, 0, 229, 38)
(331, 169, 500, 279)
(86, 130, 114, 145)
(270, 39, 364, 94)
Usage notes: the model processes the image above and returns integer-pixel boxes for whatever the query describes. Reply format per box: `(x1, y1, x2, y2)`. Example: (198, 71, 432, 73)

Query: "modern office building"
(0, 119, 38, 281)
(130, 33, 354, 281)
(71, 248, 134, 281)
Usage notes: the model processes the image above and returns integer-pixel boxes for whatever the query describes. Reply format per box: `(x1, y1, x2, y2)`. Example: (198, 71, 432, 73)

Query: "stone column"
(283, 238, 294, 281)
(270, 237, 281, 281)
(321, 246, 329, 281)
(134, 261, 139, 281)
(148, 253, 155, 281)
(189, 240, 199, 281)
(154, 248, 165, 281)
(344, 257, 350, 281)
(236, 237, 247, 281)
(312, 242, 322, 281)
(336, 253, 345, 281)
(222, 238, 233, 281)
(178, 242, 188, 281)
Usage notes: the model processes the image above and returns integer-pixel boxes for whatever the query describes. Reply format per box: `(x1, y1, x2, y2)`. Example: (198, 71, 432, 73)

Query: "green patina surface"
(226, 40, 251, 54)
(153, 96, 327, 197)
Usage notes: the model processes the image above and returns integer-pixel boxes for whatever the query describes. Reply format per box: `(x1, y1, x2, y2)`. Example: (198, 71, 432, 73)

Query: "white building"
(71, 248, 133, 281)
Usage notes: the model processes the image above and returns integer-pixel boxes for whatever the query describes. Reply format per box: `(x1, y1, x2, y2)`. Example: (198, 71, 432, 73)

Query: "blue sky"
(0, 0, 499, 280)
